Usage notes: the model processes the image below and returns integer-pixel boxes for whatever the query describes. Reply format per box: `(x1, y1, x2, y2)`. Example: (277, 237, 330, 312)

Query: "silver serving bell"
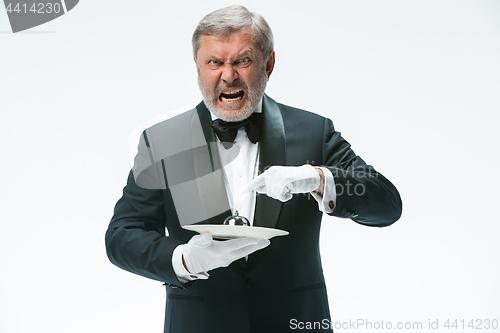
(223, 210, 249, 226)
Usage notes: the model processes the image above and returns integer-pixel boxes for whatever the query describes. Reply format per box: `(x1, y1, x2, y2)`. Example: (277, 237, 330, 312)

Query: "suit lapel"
(196, 101, 216, 145)
(253, 95, 286, 229)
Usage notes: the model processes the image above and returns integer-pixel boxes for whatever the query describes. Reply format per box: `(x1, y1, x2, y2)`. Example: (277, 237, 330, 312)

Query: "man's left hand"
(248, 165, 324, 202)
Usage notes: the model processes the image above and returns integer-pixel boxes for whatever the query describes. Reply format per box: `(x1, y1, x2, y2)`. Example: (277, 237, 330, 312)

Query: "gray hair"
(192, 5, 274, 59)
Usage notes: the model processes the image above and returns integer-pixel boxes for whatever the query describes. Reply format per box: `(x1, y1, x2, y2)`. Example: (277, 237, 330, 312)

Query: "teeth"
(221, 95, 243, 102)
(220, 88, 244, 102)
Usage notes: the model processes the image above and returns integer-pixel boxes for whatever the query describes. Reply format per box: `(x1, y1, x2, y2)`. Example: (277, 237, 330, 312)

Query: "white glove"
(248, 164, 320, 202)
(181, 233, 270, 275)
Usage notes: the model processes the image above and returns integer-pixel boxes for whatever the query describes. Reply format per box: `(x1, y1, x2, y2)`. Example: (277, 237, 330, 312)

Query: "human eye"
(236, 58, 251, 66)
(208, 60, 221, 65)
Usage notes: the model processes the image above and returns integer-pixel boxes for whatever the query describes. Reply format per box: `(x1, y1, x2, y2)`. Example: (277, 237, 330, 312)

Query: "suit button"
(328, 200, 335, 210)
(245, 278, 253, 289)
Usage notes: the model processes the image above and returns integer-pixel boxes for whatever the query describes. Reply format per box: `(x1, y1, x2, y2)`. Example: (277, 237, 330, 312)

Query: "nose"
(220, 63, 238, 83)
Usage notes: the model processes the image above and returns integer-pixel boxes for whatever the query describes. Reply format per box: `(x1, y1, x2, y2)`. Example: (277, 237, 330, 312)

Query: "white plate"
(182, 225, 289, 240)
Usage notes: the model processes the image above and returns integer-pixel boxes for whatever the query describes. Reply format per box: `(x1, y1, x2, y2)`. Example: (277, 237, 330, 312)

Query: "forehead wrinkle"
(200, 29, 260, 61)
(214, 28, 256, 45)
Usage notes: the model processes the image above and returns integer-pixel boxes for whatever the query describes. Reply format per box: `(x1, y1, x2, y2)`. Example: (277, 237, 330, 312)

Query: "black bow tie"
(211, 112, 263, 149)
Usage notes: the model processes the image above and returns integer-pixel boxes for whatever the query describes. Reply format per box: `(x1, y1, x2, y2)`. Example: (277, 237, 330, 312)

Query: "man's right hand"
(180, 233, 270, 275)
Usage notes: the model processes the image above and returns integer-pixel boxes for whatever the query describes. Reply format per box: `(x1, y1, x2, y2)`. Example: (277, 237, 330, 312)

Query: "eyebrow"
(236, 50, 254, 58)
(216, 50, 255, 60)
(206, 49, 256, 63)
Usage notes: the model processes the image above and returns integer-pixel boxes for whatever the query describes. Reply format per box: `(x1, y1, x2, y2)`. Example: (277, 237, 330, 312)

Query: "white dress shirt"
(172, 100, 336, 282)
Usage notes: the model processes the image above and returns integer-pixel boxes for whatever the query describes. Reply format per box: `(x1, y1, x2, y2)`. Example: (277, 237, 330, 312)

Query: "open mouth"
(219, 89, 245, 102)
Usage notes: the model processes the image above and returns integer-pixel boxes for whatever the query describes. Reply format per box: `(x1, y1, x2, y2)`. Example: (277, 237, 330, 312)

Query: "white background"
(1, 1, 499, 332)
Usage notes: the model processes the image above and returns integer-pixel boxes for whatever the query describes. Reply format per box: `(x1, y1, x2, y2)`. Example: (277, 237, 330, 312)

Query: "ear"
(265, 51, 275, 79)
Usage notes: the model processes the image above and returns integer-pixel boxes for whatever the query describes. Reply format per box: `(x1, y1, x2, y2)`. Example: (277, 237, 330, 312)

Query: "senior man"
(106, 5, 402, 333)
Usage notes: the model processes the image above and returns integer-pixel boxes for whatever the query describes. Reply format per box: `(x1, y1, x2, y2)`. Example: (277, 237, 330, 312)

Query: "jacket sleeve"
(105, 170, 188, 287)
(321, 118, 402, 227)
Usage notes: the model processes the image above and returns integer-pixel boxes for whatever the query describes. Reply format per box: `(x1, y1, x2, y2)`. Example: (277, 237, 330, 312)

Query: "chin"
(216, 107, 253, 122)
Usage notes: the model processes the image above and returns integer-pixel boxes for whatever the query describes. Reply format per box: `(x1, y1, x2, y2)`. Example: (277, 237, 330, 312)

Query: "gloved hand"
(181, 233, 270, 274)
(248, 164, 321, 202)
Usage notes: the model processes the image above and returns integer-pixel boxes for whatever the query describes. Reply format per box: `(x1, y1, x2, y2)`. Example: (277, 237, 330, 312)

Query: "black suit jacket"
(105, 95, 402, 332)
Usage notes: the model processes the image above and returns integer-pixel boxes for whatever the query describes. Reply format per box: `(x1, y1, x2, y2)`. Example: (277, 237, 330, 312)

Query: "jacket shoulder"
(276, 101, 331, 130)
